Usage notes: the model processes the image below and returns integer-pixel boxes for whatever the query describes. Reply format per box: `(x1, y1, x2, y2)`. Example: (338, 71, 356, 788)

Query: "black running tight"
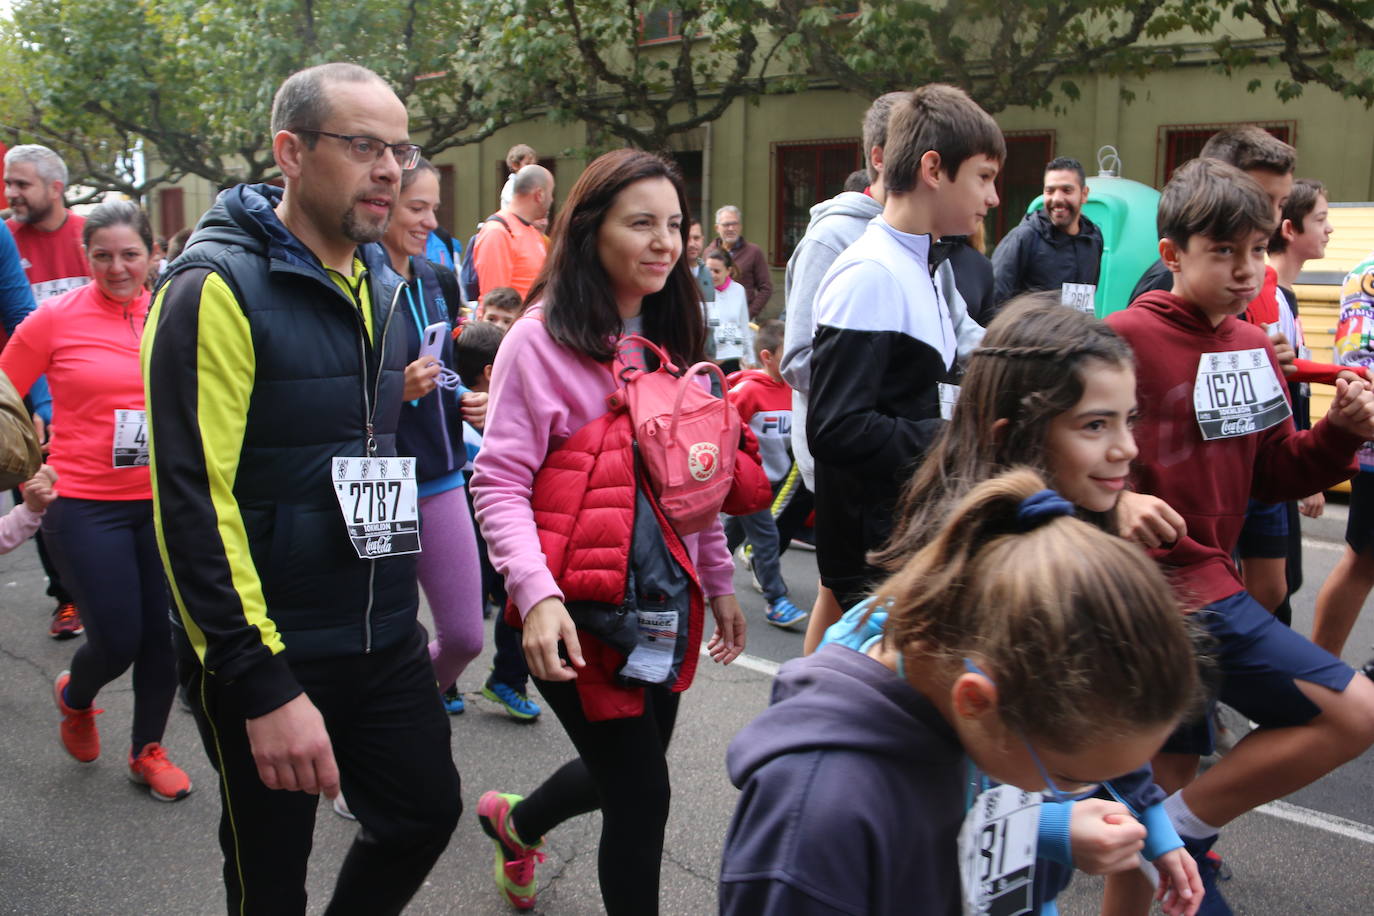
(511, 679, 680, 916)
(42, 497, 175, 753)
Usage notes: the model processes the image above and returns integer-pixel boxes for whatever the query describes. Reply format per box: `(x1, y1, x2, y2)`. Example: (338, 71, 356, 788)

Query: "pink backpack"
(607, 335, 741, 535)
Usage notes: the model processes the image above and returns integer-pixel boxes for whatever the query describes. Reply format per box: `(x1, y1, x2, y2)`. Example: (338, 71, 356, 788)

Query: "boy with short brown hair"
(807, 83, 1003, 609)
(1107, 157, 1374, 914)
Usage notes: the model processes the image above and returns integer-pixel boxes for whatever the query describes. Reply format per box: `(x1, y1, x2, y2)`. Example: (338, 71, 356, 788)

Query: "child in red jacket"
(1106, 157, 1374, 915)
(726, 320, 812, 629)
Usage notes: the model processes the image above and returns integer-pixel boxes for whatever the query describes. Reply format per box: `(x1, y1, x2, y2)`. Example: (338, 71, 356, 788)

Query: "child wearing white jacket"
(706, 247, 754, 373)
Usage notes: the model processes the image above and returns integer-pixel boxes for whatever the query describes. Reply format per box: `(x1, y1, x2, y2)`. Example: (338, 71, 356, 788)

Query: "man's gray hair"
(862, 91, 907, 184)
(715, 205, 740, 224)
(512, 164, 552, 196)
(4, 144, 68, 187)
(270, 62, 389, 142)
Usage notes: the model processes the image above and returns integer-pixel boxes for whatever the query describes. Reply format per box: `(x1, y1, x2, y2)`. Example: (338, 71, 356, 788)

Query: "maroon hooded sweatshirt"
(1107, 290, 1362, 606)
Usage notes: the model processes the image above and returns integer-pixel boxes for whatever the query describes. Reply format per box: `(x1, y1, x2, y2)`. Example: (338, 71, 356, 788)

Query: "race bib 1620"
(1192, 348, 1291, 441)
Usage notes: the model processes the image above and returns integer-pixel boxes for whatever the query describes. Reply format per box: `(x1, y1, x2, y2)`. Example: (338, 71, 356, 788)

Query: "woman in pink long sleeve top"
(0, 201, 191, 801)
(470, 150, 744, 914)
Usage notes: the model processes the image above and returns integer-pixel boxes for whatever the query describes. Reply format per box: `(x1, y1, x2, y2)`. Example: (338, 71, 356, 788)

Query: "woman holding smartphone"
(379, 158, 486, 718)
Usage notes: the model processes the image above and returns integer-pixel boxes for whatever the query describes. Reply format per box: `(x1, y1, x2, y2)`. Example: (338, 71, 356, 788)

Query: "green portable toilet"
(1024, 147, 1161, 317)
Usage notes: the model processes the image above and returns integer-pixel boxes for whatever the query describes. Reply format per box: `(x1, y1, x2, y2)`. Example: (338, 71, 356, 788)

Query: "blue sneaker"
(1184, 837, 1233, 916)
(483, 680, 541, 721)
(765, 597, 808, 630)
(441, 685, 465, 715)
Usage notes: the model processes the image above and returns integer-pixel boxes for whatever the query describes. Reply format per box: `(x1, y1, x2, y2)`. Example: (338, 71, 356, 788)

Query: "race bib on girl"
(1192, 348, 1290, 441)
(331, 457, 421, 559)
(112, 409, 149, 468)
(958, 785, 1039, 916)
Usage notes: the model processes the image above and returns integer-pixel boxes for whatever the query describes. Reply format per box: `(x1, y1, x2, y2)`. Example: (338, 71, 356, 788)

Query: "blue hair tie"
(1016, 489, 1075, 530)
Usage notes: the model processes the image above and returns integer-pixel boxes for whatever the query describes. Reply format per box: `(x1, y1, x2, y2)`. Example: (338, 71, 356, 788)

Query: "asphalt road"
(1, 500, 1371, 914)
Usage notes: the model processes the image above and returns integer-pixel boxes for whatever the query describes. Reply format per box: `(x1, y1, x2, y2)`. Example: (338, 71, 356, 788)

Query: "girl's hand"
(521, 597, 584, 682)
(460, 390, 488, 430)
(1153, 846, 1202, 916)
(706, 594, 746, 664)
(21, 465, 57, 512)
(403, 356, 441, 400)
(1299, 491, 1326, 518)
(1116, 491, 1186, 549)
(1328, 377, 1374, 440)
(1068, 799, 1146, 874)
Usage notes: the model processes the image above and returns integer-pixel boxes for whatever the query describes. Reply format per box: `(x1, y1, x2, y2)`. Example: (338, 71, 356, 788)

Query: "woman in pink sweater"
(471, 150, 744, 914)
(0, 201, 191, 802)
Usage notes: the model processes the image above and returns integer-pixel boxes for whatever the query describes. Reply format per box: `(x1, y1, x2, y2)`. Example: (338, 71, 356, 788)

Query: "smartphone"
(419, 321, 449, 363)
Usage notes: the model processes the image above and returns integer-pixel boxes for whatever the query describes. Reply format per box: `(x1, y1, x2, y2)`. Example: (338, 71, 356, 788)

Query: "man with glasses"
(713, 204, 773, 318)
(143, 62, 460, 914)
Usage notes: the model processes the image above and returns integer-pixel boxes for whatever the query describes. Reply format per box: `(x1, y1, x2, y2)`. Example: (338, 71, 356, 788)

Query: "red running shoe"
(128, 743, 193, 802)
(53, 670, 101, 762)
(49, 603, 83, 639)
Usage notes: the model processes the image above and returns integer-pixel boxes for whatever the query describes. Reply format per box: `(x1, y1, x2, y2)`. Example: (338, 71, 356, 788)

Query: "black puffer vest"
(160, 183, 417, 659)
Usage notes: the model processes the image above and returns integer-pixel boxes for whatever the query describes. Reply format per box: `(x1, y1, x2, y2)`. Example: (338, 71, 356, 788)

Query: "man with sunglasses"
(143, 63, 460, 915)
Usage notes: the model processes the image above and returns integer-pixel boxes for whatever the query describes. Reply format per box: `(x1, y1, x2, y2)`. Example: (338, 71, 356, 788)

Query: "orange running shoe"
(128, 743, 193, 802)
(49, 603, 84, 639)
(53, 670, 101, 762)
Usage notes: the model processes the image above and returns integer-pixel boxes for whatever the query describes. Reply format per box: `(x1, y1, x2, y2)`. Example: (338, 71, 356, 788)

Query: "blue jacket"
(380, 253, 468, 496)
(0, 227, 50, 421)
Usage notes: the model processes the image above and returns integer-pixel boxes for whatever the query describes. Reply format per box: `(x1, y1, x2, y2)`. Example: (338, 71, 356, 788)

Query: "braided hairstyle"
(872, 292, 1136, 570)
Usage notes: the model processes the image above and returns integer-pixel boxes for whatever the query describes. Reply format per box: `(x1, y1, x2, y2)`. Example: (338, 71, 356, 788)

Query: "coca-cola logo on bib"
(688, 442, 720, 481)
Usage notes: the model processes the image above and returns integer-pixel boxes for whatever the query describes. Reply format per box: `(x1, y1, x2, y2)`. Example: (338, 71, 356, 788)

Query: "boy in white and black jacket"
(808, 84, 1005, 610)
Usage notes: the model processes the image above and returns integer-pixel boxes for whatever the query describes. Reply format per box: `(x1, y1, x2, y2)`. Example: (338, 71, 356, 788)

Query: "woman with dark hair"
(0, 200, 192, 801)
(470, 149, 745, 913)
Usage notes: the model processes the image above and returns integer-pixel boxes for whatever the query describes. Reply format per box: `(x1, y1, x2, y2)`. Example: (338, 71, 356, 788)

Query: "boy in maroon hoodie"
(1107, 157, 1374, 914)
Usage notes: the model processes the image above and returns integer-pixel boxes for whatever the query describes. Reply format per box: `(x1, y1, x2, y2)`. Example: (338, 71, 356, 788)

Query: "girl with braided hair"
(720, 468, 1204, 915)
(834, 294, 1210, 915)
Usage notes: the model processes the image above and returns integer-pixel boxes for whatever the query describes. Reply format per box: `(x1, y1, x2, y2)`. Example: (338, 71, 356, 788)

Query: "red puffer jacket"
(505, 406, 770, 721)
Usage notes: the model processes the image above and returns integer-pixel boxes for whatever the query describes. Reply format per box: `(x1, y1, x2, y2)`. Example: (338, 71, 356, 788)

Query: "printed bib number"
(620, 610, 678, 684)
(112, 409, 149, 468)
(1193, 348, 1291, 441)
(331, 457, 421, 559)
(939, 383, 961, 421)
(959, 785, 1039, 916)
(1061, 283, 1096, 315)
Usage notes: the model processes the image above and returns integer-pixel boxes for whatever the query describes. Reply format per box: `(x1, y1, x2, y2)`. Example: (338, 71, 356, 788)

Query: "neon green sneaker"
(477, 791, 546, 910)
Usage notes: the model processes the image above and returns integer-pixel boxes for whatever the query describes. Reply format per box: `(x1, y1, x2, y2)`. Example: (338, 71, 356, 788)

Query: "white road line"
(1302, 538, 1345, 553)
(701, 649, 1374, 845)
(1256, 800, 1374, 845)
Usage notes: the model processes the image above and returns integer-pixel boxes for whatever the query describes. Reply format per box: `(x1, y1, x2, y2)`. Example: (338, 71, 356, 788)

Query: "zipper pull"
(366, 423, 378, 457)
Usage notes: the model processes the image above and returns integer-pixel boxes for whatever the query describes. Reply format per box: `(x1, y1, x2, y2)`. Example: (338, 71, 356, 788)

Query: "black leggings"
(511, 679, 680, 915)
(42, 497, 175, 753)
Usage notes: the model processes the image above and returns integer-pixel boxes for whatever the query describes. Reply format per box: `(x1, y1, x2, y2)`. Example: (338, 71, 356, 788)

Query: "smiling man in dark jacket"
(991, 156, 1103, 310)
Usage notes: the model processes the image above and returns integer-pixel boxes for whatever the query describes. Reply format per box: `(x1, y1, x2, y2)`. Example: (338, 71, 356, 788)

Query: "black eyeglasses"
(297, 130, 422, 170)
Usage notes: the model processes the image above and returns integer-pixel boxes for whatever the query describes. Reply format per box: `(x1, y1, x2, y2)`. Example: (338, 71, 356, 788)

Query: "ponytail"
(878, 468, 1204, 751)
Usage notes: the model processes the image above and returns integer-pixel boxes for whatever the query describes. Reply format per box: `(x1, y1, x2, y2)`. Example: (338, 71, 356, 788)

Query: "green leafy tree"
(762, 0, 1220, 113)
(5, 0, 516, 192)
(469, 0, 795, 153)
(1211, 0, 1374, 105)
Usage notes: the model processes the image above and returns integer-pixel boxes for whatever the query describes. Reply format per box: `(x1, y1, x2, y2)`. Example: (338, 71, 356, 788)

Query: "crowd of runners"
(2, 60, 1373, 916)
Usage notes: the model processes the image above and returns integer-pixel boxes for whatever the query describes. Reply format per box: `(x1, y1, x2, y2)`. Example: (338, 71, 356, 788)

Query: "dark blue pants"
(42, 497, 174, 753)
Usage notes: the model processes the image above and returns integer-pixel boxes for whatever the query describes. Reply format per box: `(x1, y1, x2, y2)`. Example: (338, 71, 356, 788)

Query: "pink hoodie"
(471, 306, 734, 617)
(0, 502, 42, 554)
